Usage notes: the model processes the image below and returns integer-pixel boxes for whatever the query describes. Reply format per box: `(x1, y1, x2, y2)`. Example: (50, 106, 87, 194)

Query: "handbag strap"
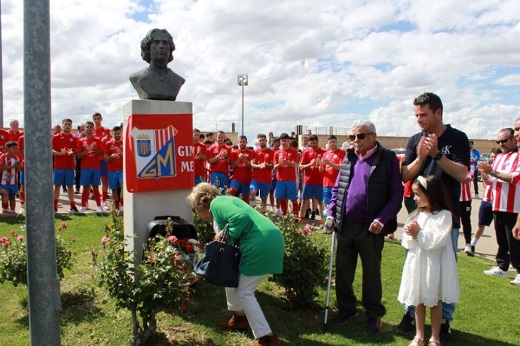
(219, 224, 240, 247)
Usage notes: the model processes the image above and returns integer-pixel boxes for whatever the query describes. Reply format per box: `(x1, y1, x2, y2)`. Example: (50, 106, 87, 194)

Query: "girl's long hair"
(410, 175, 455, 223)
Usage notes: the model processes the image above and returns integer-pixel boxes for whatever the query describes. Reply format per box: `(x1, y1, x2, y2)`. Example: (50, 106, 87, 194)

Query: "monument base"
(123, 100, 194, 262)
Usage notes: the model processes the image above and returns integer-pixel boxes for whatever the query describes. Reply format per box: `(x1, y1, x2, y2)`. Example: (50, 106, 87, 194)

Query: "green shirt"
(210, 196, 285, 276)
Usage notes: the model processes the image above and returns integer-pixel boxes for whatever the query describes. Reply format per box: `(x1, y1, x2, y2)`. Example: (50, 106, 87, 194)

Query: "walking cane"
(323, 229, 336, 330)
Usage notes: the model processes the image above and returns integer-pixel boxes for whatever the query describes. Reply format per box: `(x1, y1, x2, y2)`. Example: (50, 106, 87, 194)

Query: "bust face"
(150, 31, 171, 65)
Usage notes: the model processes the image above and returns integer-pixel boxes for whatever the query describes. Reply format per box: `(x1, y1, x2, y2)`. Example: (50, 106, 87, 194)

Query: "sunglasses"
(496, 137, 513, 145)
(348, 132, 373, 141)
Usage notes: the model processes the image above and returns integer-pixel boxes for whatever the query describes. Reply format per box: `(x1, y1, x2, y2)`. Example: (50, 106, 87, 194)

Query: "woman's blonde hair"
(186, 183, 220, 210)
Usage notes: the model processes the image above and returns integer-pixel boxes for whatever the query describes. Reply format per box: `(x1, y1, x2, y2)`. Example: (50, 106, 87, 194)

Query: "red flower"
(60, 222, 67, 229)
(185, 244, 194, 252)
(9, 230, 15, 236)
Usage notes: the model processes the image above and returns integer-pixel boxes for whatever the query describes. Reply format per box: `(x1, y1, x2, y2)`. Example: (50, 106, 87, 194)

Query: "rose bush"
(0, 223, 74, 287)
(93, 212, 193, 346)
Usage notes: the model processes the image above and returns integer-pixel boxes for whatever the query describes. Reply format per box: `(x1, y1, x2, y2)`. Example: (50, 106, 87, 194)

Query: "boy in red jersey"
(77, 121, 104, 213)
(207, 130, 231, 192)
(193, 128, 207, 185)
(249, 134, 274, 213)
(93, 112, 111, 207)
(273, 133, 299, 217)
(298, 134, 326, 223)
(229, 135, 253, 202)
(104, 126, 124, 212)
(52, 119, 79, 213)
(0, 142, 21, 214)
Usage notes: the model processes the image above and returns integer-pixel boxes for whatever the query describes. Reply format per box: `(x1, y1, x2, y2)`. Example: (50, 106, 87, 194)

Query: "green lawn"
(1, 214, 518, 345)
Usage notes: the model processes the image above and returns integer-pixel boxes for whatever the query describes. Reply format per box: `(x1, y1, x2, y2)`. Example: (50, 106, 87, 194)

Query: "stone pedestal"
(123, 100, 194, 261)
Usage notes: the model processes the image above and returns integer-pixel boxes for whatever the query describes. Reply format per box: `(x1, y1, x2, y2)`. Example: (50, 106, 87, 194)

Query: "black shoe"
(69, 205, 79, 213)
(471, 245, 475, 254)
(440, 322, 451, 342)
(364, 316, 382, 335)
(396, 311, 415, 334)
(335, 310, 358, 325)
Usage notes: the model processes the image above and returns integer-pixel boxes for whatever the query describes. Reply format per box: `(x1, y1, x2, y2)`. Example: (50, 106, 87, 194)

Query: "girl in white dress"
(398, 175, 460, 346)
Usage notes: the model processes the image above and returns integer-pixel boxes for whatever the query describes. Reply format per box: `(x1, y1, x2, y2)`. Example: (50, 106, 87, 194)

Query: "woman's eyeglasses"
(191, 208, 196, 213)
(348, 132, 373, 141)
(496, 137, 513, 145)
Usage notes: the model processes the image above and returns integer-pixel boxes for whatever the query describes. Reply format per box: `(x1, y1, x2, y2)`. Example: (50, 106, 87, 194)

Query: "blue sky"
(2, 0, 520, 142)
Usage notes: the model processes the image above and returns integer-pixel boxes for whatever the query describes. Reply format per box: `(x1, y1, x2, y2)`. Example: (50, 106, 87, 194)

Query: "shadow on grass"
(60, 286, 104, 324)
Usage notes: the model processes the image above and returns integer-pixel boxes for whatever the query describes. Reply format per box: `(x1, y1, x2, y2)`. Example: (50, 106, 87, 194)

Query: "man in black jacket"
(326, 120, 403, 335)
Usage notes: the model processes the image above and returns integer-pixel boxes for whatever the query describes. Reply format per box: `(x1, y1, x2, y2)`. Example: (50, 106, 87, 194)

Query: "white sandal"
(408, 336, 424, 346)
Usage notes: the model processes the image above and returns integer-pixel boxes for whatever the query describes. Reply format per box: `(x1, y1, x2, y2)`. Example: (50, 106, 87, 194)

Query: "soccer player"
(93, 112, 111, 207)
(52, 119, 79, 213)
(77, 121, 104, 213)
(298, 134, 326, 223)
(104, 126, 124, 212)
(193, 128, 207, 185)
(322, 135, 346, 207)
(229, 135, 253, 202)
(273, 133, 299, 217)
(0, 142, 21, 214)
(249, 134, 274, 213)
(207, 130, 232, 192)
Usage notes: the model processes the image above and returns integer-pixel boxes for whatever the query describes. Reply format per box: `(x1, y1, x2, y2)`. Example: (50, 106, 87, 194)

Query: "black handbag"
(193, 224, 241, 287)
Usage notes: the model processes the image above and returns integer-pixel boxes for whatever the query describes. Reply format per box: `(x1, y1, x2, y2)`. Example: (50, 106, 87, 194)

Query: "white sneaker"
(96, 206, 104, 213)
(275, 209, 282, 217)
(79, 206, 87, 213)
(484, 266, 509, 278)
(18, 207, 26, 214)
(118, 205, 124, 212)
(464, 244, 474, 256)
(510, 274, 520, 286)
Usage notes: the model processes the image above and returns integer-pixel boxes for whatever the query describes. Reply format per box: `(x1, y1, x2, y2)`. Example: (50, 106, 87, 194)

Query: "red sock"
(93, 188, 101, 206)
(119, 198, 123, 206)
(54, 199, 58, 209)
(81, 188, 89, 206)
(102, 191, 108, 203)
(280, 200, 288, 215)
(70, 201, 76, 208)
(292, 201, 299, 215)
(2, 202, 8, 209)
(19, 190, 25, 204)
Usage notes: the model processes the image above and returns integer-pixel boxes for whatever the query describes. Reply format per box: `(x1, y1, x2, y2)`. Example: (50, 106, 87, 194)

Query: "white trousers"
(225, 274, 272, 339)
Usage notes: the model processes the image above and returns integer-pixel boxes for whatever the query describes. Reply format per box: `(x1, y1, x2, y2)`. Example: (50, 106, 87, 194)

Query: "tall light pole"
(237, 74, 248, 136)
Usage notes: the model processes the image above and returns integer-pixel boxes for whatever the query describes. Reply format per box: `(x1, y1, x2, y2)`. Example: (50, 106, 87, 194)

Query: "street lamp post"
(237, 74, 248, 136)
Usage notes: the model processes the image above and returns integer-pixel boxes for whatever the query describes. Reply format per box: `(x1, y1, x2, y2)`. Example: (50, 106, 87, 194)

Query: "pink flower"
(17, 235, 24, 242)
(60, 222, 67, 229)
(9, 230, 15, 236)
(168, 236, 178, 244)
(301, 226, 312, 235)
(0, 237, 8, 244)
(101, 237, 110, 244)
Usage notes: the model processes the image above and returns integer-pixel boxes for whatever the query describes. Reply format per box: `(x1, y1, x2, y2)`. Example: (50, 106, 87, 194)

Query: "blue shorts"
(100, 160, 108, 177)
(271, 179, 277, 191)
(478, 200, 493, 226)
(80, 168, 101, 187)
(210, 172, 229, 193)
(20, 171, 25, 185)
(54, 169, 75, 186)
(301, 184, 323, 201)
(108, 170, 123, 190)
(195, 175, 206, 185)
(250, 180, 271, 200)
(275, 180, 297, 200)
(0, 185, 18, 196)
(323, 187, 333, 204)
(230, 180, 250, 197)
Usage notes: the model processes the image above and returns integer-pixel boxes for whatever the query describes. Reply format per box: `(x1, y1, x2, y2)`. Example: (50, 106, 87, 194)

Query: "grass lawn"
(1, 214, 519, 345)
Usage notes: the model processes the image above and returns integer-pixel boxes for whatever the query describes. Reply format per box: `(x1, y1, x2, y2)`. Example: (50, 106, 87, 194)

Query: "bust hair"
(141, 29, 175, 64)
(413, 92, 443, 114)
(187, 183, 220, 210)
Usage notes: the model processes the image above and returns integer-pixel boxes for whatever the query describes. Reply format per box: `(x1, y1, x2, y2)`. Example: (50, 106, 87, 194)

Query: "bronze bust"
(130, 29, 185, 101)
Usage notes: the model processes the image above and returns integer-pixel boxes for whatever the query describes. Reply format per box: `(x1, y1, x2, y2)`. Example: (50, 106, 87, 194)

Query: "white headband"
(417, 176, 427, 190)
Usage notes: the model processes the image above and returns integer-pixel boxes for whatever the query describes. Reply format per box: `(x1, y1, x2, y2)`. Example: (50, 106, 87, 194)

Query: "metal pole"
(24, 0, 61, 344)
(241, 85, 244, 136)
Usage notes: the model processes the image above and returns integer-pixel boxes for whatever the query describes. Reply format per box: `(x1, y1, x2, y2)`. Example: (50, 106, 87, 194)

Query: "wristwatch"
(489, 170, 497, 177)
(432, 152, 443, 161)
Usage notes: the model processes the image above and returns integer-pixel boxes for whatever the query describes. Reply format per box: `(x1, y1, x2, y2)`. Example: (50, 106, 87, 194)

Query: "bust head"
(140, 29, 175, 65)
